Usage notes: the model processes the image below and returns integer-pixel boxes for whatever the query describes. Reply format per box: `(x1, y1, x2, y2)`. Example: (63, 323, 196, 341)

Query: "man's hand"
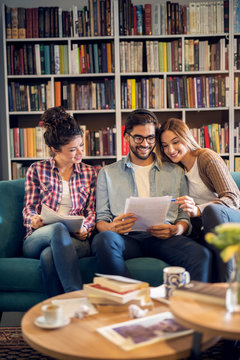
(110, 213, 137, 234)
(147, 224, 178, 239)
(174, 196, 200, 217)
(31, 215, 44, 230)
(73, 227, 88, 240)
(147, 221, 188, 239)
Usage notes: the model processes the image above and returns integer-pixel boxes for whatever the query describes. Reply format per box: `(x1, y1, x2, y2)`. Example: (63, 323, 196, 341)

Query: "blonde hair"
(157, 118, 200, 163)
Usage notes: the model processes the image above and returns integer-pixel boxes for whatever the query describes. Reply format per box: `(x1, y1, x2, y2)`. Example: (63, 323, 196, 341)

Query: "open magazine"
(40, 204, 84, 233)
(97, 311, 192, 351)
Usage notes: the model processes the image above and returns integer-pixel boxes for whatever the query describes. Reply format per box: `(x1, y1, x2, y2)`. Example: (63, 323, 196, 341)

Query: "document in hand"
(40, 204, 84, 233)
(124, 196, 172, 231)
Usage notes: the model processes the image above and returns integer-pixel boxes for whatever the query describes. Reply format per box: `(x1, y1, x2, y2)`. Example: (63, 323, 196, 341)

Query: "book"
(93, 274, 149, 293)
(173, 281, 227, 306)
(83, 283, 149, 304)
(40, 203, 84, 233)
(97, 311, 192, 351)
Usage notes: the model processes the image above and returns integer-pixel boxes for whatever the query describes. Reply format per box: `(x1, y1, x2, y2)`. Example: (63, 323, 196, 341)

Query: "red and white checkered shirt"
(23, 158, 97, 238)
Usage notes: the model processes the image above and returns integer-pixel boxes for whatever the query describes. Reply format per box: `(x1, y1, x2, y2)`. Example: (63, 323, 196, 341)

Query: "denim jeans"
(23, 222, 90, 297)
(91, 231, 211, 282)
(200, 203, 240, 282)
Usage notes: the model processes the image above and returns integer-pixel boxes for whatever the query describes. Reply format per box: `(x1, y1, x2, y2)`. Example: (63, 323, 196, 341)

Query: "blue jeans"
(202, 203, 240, 233)
(23, 223, 90, 297)
(201, 203, 240, 282)
(91, 231, 211, 282)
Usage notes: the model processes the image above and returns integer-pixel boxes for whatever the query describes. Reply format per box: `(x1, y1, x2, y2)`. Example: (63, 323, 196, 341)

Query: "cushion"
(0, 179, 25, 257)
(0, 258, 44, 292)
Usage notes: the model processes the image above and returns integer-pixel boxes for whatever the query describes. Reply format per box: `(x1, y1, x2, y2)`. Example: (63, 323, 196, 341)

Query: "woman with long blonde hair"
(158, 118, 240, 282)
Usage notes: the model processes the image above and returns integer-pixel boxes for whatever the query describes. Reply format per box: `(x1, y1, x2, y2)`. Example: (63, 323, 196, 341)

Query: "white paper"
(150, 285, 170, 305)
(52, 297, 98, 318)
(41, 203, 84, 233)
(95, 273, 142, 284)
(124, 196, 172, 231)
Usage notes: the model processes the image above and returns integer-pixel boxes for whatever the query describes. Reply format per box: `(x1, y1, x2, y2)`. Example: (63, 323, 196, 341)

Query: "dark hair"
(41, 106, 83, 153)
(124, 109, 159, 135)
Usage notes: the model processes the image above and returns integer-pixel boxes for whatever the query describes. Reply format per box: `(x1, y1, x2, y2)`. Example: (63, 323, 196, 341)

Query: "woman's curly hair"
(41, 106, 83, 153)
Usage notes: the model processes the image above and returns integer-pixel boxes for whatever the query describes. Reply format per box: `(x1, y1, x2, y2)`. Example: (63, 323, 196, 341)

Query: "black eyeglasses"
(127, 133, 156, 145)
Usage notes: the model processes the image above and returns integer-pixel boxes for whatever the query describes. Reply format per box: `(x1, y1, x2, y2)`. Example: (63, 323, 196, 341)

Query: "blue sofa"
(0, 179, 170, 315)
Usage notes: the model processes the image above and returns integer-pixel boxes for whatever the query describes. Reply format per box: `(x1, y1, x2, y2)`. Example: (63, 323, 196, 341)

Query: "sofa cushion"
(126, 257, 166, 286)
(0, 179, 25, 257)
(0, 258, 44, 292)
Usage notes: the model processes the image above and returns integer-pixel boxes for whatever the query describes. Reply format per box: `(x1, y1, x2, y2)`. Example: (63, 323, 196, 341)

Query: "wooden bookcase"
(0, 0, 238, 180)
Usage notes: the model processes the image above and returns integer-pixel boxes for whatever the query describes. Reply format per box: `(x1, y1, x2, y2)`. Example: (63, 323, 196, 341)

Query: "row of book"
(10, 127, 49, 159)
(119, 1, 228, 36)
(234, 75, 240, 107)
(54, 79, 115, 110)
(185, 38, 228, 72)
(190, 122, 229, 154)
(167, 75, 229, 109)
(10, 124, 116, 160)
(7, 44, 69, 76)
(83, 126, 116, 157)
(8, 82, 51, 112)
(235, 38, 240, 70)
(5, 2, 113, 39)
(234, 0, 240, 33)
(121, 78, 164, 110)
(71, 42, 114, 75)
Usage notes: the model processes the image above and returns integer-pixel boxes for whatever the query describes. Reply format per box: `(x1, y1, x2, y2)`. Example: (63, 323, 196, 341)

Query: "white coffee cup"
(41, 304, 62, 325)
(163, 266, 190, 298)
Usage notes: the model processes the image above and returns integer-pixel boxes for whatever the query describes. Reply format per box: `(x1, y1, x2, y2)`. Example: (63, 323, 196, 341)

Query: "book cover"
(97, 312, 192, 351)
(93, 274, 148, 293)
(173, 281, 226, 306)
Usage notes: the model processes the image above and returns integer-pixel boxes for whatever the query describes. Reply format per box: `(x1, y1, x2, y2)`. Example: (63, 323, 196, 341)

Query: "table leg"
(189, 331, 202, 360)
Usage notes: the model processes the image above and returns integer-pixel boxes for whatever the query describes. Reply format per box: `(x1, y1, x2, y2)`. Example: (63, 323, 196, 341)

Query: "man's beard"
(129, 144, 155, 160)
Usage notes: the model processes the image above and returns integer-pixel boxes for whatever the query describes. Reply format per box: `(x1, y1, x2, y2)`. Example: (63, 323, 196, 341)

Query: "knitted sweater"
(195, 148, 240, 212)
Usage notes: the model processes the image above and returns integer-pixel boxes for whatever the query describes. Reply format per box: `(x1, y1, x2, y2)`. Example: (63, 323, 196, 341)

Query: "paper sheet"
(124, 196, 172, 231)
(41, 203, 84, 233)
(52, 297, 98, 318)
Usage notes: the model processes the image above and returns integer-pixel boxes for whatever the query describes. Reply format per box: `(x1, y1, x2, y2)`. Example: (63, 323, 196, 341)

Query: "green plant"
(205, 223, 240, 262)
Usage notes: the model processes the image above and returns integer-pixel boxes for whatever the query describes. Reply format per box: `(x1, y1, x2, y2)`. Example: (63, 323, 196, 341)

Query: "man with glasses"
(92, 109, 211, 282)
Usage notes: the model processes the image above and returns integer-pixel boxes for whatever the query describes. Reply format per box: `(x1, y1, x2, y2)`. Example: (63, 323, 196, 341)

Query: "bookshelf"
(0, 0, 238, 180)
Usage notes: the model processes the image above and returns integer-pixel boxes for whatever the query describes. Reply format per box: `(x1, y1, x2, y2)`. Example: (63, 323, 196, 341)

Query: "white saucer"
(34, 316, 70, 329)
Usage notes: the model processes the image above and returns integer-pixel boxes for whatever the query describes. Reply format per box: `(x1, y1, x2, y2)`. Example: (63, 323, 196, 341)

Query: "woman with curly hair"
(23, 106, 97, 296)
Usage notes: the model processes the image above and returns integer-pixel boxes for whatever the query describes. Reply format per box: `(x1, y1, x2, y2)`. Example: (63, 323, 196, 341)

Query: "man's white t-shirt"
(131, 162, 153, 197)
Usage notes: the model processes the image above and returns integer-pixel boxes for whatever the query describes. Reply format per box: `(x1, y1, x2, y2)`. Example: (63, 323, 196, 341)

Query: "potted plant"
(206, 223, 240, 313)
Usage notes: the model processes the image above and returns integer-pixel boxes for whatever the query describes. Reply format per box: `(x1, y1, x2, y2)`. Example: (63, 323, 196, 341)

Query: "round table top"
(170, 294, 240, 340)
(21, 290, 217, 360)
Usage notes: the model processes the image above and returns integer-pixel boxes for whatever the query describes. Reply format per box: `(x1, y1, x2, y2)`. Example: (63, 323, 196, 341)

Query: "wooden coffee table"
(170, 290, 240, 359)
(21, 290, 218, 360)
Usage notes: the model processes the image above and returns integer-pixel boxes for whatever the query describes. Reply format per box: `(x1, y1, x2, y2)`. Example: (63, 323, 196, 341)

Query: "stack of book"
(84, 274, 152, 310)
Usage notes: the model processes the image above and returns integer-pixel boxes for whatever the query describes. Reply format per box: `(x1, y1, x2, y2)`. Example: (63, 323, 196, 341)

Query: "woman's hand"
(31, 215, 44, 230)
(110, 213, 137, 234)
(174, 196, 201, 217)
(74, 227, 88, 241)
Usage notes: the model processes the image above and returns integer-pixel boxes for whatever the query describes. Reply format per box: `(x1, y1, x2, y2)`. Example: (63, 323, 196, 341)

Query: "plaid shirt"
(23, 158, 97, 238)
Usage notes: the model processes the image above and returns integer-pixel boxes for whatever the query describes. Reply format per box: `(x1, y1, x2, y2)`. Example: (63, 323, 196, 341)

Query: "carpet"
(0, 327, 54, 360)
(0, 326, 238, 360)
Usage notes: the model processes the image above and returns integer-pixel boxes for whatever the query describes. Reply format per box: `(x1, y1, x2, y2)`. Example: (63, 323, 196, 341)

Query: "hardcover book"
(173, 281, 226, 306)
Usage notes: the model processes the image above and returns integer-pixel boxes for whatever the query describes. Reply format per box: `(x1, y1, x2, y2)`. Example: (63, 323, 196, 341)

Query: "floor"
(0, 312, 25, 326)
